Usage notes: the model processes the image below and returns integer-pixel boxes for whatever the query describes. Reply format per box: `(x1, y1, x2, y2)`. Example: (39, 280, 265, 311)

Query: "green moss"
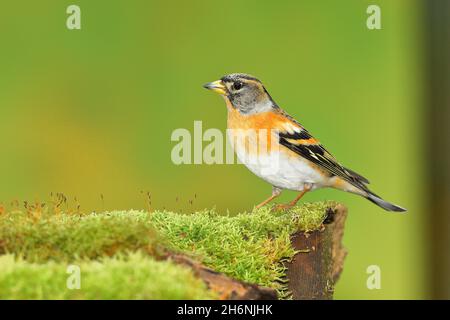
(0, 253, 215, 299)
(0, 201, 335, 299)
(0, 210, 167, 262)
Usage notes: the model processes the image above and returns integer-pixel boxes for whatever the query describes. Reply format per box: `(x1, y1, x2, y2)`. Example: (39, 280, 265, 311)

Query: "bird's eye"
(233, 81, 243, 90)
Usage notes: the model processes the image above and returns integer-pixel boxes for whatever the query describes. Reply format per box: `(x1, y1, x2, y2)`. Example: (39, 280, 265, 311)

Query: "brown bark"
(284, 204, 348, 300)
(169, 254, 278, 300)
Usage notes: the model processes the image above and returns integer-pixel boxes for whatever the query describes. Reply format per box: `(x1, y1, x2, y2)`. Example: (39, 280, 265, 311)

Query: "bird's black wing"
(277, 121, 369, 188)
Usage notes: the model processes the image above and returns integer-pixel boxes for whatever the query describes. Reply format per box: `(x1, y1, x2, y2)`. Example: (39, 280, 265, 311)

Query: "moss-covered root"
(0, 253, 216, 300)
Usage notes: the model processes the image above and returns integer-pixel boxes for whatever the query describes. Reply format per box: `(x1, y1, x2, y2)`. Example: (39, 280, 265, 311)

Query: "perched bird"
(203, 73, 406, 212)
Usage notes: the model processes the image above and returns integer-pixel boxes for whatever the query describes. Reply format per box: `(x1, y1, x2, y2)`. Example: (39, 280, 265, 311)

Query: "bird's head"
(203, 73, 277, 114)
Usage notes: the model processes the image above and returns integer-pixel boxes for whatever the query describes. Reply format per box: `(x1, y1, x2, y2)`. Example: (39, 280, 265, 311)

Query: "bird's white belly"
(233, 145, 328, 191)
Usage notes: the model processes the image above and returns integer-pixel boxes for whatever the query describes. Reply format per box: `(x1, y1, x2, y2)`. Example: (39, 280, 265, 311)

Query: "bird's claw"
(271, 203, 294, 212)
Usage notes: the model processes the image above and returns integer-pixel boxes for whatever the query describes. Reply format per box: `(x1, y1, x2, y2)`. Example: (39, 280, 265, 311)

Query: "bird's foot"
(271, 203, 294, 212)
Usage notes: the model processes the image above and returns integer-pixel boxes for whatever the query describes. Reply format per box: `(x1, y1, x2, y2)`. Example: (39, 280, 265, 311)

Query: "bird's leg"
(272, 183, 312, 212)
(289, 183, 312, 206)
(255, 187, 282, 210)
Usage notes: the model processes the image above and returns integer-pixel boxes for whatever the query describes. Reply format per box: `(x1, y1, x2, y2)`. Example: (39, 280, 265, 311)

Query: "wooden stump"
(285, 204, 348, 300)
(164, 204, 348, 300)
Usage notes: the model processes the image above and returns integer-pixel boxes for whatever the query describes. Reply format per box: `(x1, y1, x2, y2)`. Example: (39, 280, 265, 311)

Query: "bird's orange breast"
(226, 107, 297, 156)
(227, 107, 289, 131)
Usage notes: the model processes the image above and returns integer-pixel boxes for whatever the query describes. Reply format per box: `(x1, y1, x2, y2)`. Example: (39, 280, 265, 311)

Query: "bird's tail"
(365, 192, 406, 213)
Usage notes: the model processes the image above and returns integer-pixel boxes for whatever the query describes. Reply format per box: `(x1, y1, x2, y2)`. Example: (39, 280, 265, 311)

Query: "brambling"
(204, 73, 406, 212)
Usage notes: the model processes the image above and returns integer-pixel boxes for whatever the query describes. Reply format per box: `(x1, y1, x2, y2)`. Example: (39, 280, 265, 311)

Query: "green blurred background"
(0, 0, 429, 299)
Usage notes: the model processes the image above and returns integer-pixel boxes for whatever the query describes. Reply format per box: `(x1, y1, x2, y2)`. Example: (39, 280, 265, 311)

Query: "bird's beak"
(203, 80, 227, 95)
